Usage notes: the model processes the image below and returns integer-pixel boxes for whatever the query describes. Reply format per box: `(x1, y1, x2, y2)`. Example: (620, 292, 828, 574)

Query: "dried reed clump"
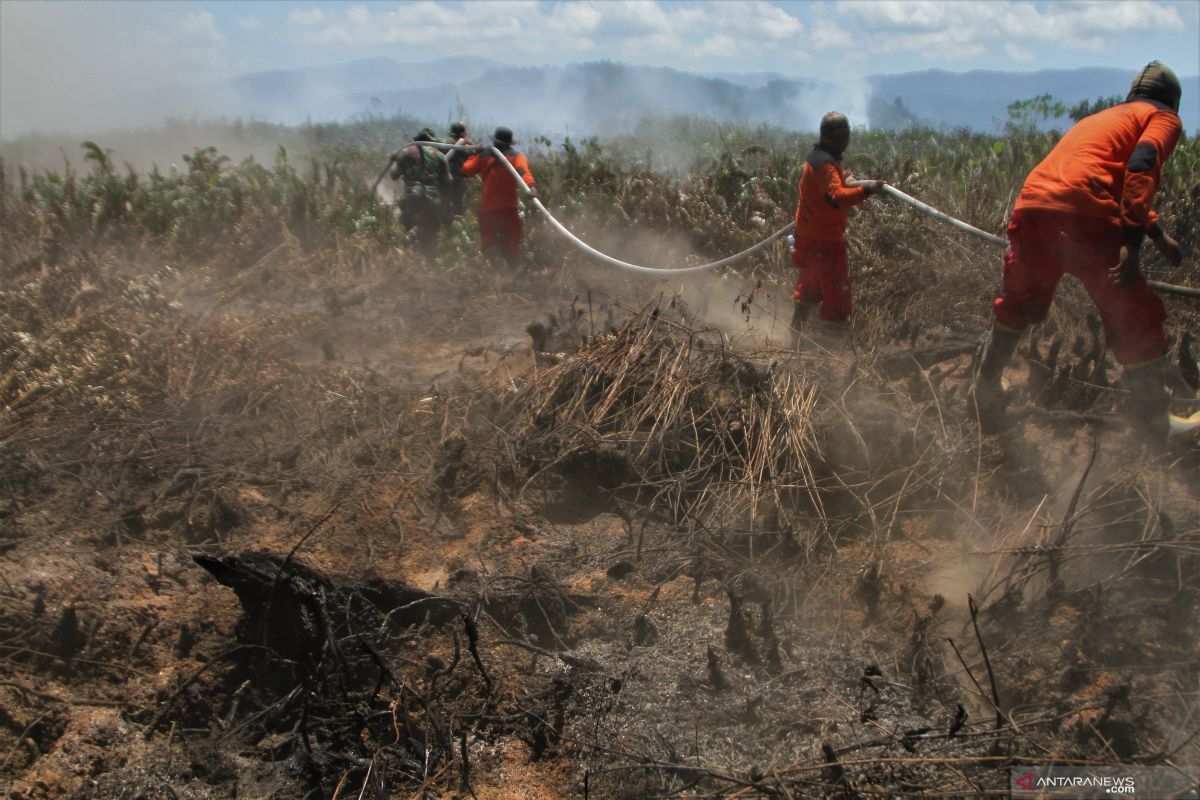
(0, 247, 421, 548)
(507, 306, 824, 536)
(0, 263, 180, 431)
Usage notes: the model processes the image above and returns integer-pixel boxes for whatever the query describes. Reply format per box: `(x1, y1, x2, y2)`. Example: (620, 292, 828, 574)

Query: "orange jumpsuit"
(994, 98, 1181, 365)
(461, 149, 536, 268)
(791, 147, 870, 322)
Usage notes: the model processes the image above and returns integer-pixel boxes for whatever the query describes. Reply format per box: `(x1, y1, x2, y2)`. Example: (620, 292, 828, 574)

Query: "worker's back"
(1015, 100, 1181, 225)
(463, 150, 534, 211)
(392, 144, 448, 199)
(793, 148, 867, 242)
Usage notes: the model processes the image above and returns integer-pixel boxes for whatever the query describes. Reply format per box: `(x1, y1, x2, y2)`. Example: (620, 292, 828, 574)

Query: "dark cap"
(450, 121, 467, 137)
(1127, 61, 1182, 112)
(492, 127, 514, 148)
(819, 112, 849, 137)
(414, 127, 436, 142)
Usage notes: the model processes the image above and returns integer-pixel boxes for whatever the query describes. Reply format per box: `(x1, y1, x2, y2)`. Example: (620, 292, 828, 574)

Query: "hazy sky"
(2, 0, 1198, 137)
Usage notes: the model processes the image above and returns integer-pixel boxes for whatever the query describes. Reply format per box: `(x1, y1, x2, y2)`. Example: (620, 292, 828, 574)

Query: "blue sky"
(2, 1, 1198, 137)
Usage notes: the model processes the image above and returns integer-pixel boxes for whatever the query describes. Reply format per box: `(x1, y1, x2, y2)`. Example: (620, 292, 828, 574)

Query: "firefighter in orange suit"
(788, 112, 885, 345)
(972, 62, 1185, 441)
(461, 127, 538, 270)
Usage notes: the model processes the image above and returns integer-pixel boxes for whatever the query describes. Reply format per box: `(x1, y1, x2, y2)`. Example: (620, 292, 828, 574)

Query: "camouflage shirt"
(390, 144, 448, 200)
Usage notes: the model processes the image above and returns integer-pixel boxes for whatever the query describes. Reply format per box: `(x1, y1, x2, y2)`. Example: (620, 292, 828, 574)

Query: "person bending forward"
(971, 61, 1185, 443)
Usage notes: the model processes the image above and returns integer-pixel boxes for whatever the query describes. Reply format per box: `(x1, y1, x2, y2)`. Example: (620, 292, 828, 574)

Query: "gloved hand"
(526, 186, 539, 200)
(862, 180, 886, 196)
(1151, 231, 1184, 267)
(1110, 244, 1142, 287)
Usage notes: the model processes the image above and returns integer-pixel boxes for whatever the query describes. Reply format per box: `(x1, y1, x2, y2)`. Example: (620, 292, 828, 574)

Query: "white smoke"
(0, 2, 242, 140)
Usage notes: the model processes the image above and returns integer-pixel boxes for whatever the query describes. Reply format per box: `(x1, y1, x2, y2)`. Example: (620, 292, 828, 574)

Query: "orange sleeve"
(461, 154, 487, 178)
(1121, 110, 1181, 232)
(512, 153, 535, 188)
(818, 162, 867, 208)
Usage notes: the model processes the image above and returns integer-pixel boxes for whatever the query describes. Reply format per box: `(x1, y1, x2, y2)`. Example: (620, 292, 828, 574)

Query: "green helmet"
(1127, 61, 1181, 112)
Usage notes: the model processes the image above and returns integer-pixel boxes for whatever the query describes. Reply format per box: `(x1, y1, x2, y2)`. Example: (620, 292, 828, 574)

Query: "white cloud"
(808, 18, 854, 49)
(284, 1, 804, 67)
(345, 5, 372, 27)
(569, 0, 673, 38)
(179, 10, 224, 45)
(287, 8, 327, 27)
(1004, 41, 1035, 62)
(235, 15, 264, 31)
(546, 0, 603, 36)
(695, 33, 740, 58)
(287, 1, 522, 47)
(839, 1, 952, 33)
(836, 0, 1185, 60)
(1006, 1, 1183, 40)
(173, 10, 226, 62)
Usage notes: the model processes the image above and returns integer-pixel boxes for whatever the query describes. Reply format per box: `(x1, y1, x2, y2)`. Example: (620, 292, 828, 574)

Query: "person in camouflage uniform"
(444, 121, 472, 221)
(388, 128, 449, 263)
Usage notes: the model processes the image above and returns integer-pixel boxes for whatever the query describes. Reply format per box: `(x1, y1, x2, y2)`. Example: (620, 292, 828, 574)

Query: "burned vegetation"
(2, 124, 1200, 798)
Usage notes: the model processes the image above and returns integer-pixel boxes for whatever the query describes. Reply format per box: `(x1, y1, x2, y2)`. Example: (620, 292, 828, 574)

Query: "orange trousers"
(993, 209, 1167, 365)
(791, 235, 851, 323)
(478, 207, 522, 268)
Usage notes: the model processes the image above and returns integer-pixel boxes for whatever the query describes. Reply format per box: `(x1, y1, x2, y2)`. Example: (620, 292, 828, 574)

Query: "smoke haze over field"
(0, 120, 329, 177)
(0, 1, 242, 137)
(364, 62, 871, 143)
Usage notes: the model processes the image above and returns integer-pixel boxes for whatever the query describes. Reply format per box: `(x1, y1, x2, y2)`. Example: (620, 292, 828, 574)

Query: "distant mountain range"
(166, 57, 1200, 137)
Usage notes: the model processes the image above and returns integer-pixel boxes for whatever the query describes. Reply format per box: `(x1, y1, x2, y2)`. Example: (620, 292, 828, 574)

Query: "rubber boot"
(789, 302, 816, 349)
(970, 325, 1022, 434)
(1121, 360, 1169, 449)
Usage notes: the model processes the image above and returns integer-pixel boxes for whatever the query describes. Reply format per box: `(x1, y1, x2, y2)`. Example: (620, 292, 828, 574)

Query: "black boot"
(1121, 361, 1169, 448)
(970, 326, 1022, 434)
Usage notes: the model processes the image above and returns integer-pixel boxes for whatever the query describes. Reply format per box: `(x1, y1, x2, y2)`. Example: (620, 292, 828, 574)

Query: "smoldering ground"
(3, 85, 1199, 798)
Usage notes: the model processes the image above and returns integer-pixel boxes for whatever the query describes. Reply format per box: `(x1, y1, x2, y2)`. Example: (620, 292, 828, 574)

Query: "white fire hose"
(491, 144, 1200, 299)
(404, 141, 1199, 298)
(417, 142, 794, 274)
(392, 142, 1200, 435)
(845, 181, 1200, 300)
(850, 181, 1004, 247)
